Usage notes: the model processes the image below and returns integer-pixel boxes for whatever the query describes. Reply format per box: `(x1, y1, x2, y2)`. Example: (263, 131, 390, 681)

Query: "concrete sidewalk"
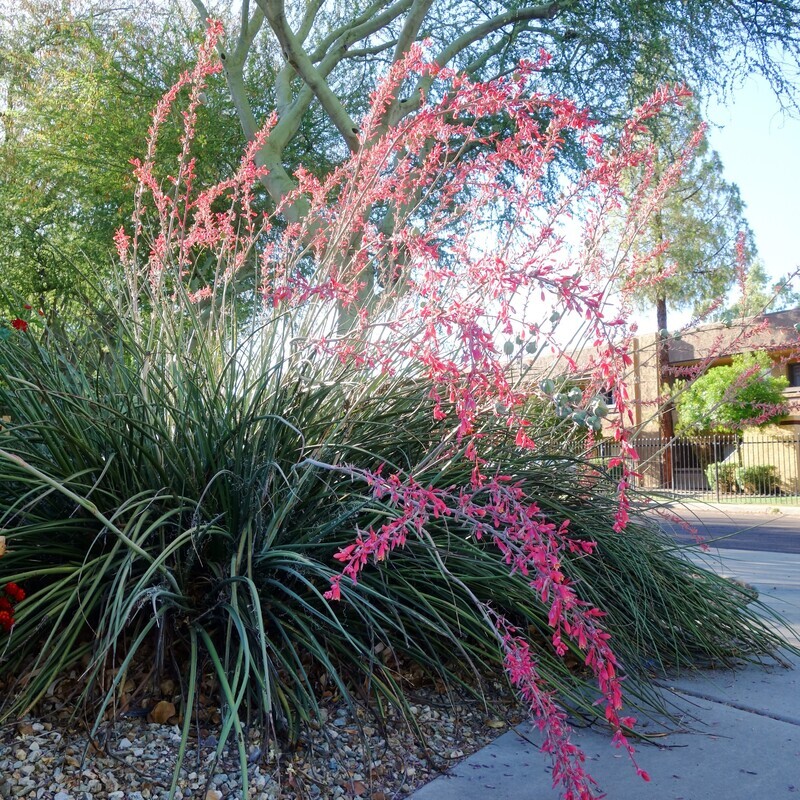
(410, 549, 800, 800)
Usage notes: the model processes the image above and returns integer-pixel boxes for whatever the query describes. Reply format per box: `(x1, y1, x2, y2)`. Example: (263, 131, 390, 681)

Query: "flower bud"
(539, 378, 556, 394)
(593, 398, 609, 418)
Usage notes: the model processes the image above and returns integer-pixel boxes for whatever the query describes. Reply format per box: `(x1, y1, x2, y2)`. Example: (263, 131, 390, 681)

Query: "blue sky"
(706, 76, 800, 292)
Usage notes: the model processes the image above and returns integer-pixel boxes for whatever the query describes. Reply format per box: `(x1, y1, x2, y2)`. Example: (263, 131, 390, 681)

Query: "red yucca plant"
(115, 24, 679, 795)
(0, 21, 790, 800)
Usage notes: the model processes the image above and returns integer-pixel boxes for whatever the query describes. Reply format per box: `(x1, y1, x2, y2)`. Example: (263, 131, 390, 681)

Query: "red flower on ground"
(10, 318, 28, 332)
(4, 582, 25, 602)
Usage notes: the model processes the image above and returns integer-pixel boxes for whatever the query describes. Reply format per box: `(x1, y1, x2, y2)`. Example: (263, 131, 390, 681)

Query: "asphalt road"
(660, 508, 800, 554)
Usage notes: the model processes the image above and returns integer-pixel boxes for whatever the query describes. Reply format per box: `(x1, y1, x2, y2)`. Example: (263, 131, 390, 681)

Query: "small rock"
(147, 700, 176, 724)
(117, 737, 133, 750)
(205, 790, 223, 800)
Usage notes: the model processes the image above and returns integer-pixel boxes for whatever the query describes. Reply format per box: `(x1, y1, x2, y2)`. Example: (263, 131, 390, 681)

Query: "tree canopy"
(3, 0, 800, 317)
(714, 260, 800, 323)
(675, 352, 789, 435)
(195, 0, 800, 212)
(0, 1, 249, 315)
(616, 91, 758, 322)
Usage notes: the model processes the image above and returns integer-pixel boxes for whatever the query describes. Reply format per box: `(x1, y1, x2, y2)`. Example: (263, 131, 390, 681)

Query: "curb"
(660, 501, 800, 517)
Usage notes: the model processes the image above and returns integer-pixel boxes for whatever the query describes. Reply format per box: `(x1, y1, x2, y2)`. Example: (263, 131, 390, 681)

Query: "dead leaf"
(16, 722, 34, 737)
(0, 535, 6, 557)
(160, 678, 175, 696)
(148, 700, 176, 724)
(349, 780, 367, 796)
(485, 718, 506, 729)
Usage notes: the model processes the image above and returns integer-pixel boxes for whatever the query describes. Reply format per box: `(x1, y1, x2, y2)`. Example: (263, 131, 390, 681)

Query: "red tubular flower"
(0, 597, 12, 612)
(0, 610, 13, 632)
(10, 318, 28, 332)
(4, 582, 25, 603)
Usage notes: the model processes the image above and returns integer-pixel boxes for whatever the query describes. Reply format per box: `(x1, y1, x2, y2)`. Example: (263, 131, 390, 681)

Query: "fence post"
(792, 434, 800, 496)
(713, 435, 720, 503)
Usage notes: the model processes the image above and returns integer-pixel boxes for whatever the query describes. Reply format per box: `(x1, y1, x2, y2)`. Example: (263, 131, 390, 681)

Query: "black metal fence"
(592, 432, 800, 503)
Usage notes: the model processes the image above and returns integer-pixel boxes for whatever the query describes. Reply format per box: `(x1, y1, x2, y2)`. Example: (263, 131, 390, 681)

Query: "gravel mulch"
(0, 682, 527, 800)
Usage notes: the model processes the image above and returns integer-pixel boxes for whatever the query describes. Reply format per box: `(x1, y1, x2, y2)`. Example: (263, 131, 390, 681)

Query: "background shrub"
(705, 462, 739, 493)
(736, 465, 782, 495)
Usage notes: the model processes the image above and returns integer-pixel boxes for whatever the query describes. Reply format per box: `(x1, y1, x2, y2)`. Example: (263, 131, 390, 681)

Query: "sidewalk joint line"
(658, 684, 800, 727)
